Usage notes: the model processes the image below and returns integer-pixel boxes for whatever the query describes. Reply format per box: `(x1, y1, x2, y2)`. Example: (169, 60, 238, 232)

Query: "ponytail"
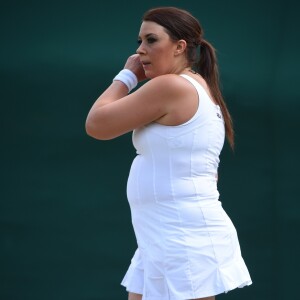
(195, 40, 235, 150)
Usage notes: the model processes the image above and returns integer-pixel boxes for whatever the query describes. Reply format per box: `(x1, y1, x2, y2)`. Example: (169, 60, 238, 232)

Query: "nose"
(136, 43, 146, 55)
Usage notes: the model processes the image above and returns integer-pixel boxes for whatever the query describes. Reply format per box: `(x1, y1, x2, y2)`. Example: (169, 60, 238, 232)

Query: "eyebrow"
(138, 33, 158, 39)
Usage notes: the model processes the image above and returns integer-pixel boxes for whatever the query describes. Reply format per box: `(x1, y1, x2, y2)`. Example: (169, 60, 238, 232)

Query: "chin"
(144, 71, 155, 79)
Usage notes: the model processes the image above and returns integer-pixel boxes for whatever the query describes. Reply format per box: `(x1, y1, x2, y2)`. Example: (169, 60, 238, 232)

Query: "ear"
(174, 39, 187, 56)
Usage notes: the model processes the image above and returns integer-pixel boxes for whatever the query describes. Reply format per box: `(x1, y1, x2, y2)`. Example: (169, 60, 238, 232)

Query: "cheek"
(154, 48, 172, 64)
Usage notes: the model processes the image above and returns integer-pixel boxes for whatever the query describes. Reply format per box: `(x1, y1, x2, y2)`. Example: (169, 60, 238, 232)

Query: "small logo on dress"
(217, 113, 222, 119)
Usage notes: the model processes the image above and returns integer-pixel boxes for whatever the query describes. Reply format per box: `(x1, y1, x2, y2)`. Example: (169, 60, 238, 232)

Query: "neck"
(178, 67, 197, 75)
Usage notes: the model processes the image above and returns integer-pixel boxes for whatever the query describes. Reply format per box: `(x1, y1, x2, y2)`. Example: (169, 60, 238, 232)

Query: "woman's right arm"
(85, 73, 184, 140)
(86, 54, 194, 140)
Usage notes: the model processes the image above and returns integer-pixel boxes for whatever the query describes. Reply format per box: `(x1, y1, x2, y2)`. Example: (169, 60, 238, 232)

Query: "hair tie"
(193, 39, 201, 47)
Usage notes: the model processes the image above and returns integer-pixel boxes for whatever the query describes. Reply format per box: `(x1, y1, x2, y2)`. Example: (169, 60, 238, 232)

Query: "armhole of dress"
(176, 74, 203, 127)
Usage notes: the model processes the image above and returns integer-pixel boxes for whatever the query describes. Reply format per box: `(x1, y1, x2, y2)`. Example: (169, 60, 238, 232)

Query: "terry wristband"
(113, 69, 138, 93)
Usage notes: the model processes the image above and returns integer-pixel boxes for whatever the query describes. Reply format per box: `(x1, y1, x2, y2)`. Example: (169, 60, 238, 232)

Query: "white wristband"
(113, 69, 138, 93)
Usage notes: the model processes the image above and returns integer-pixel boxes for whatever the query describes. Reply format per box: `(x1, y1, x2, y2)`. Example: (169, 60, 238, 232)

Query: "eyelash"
(137, 38, 157, 45)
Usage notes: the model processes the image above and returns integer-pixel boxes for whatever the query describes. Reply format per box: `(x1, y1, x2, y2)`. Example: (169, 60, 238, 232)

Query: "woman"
(86, 6, 252, 300)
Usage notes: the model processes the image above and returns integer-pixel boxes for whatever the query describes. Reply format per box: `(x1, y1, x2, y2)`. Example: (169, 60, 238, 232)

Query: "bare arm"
(85, 74, 184, 140)
(88, 54, 147, 109)
(85, 55, 190, 140)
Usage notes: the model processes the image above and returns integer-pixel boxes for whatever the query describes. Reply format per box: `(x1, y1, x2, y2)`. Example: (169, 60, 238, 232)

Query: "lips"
(142, 62, 151, 71)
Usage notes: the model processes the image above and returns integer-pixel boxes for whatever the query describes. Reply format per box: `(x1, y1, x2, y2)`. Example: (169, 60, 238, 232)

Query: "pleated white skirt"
(121, 200, 252, 299)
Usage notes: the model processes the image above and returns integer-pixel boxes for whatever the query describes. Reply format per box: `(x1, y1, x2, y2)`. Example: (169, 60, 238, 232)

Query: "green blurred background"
(1, 0, 299, 299)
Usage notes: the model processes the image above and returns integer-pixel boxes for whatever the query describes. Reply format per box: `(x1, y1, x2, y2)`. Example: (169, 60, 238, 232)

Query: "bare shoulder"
(134, 74, 199, 126)
(135, 74, 193, 99)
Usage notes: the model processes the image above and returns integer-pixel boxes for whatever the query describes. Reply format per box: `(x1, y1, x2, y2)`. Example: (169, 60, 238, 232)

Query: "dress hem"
(121, 278, 252, 299)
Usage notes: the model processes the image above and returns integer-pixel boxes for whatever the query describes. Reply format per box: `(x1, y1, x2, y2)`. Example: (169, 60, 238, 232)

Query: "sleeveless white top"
(127, 74, 225, 206)
(122, 74, 252, 299)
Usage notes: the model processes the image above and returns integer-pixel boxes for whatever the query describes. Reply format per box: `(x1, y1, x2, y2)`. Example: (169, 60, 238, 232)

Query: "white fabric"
(121, 74, 252, 299)
(113, 69, 138, 93)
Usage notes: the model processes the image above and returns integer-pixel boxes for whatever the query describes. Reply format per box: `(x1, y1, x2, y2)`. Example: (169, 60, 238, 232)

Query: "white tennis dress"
(121, 74, 252, 299)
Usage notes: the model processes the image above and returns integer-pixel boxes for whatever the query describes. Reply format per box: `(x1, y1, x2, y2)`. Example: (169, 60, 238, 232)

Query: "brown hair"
(143, 7, 234, 149)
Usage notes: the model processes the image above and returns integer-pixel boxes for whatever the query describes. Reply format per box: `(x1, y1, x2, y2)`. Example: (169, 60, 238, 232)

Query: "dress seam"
(146, 132, 158, 203)
(169, 135, 196, 298)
